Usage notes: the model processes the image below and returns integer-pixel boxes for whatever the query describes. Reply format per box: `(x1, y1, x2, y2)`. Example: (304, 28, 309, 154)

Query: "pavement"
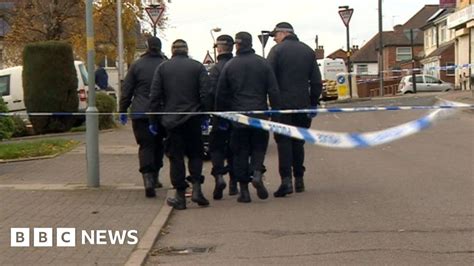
(0, 126, 171, 265)
(0, 90, 472, 265)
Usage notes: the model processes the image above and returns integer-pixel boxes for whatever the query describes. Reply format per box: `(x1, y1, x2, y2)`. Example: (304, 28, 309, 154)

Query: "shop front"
(448, 4, 473, 90)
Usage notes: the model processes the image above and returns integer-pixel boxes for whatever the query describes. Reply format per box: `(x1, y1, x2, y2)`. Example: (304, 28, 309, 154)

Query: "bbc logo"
(11, 228, 76, 247)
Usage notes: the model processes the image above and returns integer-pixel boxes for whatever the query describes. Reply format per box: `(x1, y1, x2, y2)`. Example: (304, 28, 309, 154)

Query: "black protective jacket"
(149, 53, 209, 130)
(120, 51, 166, 119)
(215, 48, 280, 125)
(267, 34, 322, 109)
(205, 53, 233, 111)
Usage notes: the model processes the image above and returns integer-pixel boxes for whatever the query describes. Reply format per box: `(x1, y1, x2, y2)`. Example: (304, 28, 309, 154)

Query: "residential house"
(326, 46, 359, 65)
(447, 0, 473, 90)
(420, 8, 456, 84)
(351, 34, 379, 77)
(352, 5, 440, 80)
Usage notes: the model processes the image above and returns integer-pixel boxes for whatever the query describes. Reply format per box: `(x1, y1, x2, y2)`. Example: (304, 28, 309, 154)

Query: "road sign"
(258, 34, 270, 48)
(337, 75, 346, 85)
(145, 6, 164, 26)
(339, 8, 354, 27)
(203, 51, 214, 65)
(403, 29, 420, 42)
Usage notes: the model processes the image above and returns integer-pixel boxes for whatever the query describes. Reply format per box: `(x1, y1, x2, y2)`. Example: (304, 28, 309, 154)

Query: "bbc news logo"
(11, 228, 138, 247)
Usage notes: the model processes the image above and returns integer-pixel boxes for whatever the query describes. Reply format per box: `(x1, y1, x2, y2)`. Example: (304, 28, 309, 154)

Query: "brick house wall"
(383, 45, 424, 77)
(439, 46, 456, 83)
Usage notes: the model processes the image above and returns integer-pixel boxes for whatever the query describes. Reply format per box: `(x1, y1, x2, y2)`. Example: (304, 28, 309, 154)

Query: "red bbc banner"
(440, 0, 456, 9)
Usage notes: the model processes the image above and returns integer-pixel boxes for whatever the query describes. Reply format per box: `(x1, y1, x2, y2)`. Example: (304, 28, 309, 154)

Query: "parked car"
(398, 74, 453, 94)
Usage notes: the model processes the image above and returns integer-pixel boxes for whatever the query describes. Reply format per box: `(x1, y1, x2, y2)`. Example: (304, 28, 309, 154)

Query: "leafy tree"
(2, 0, 167, 66)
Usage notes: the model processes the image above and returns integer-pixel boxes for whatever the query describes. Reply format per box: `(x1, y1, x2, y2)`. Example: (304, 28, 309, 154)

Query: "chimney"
(315, 46, 324, 60)
(393, 24, 403, 32)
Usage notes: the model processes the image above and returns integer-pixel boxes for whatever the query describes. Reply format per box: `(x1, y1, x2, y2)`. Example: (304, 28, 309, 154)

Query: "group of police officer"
(119, 22, 322, 210)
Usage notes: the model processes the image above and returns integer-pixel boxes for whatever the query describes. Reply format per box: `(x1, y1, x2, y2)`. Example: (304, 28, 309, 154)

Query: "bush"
(23, 41, 79, 134)
(96, 92, 116, 130)
(11, 116, 28, 137)
(0, 98, 14, 140)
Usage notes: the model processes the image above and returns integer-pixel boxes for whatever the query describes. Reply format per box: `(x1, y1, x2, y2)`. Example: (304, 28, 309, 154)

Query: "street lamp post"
(85, 0, 100, 187)
(339, 5, 354, 98)
(210, 27, 221, 62)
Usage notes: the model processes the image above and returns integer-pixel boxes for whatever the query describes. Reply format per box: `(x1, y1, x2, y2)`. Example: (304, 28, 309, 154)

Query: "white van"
(0, 61, 89, 112)
(319, 58, 349, 100)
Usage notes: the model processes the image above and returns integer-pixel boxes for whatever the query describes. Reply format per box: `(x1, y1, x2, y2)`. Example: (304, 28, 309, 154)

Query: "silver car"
(398, 74, 454, 94)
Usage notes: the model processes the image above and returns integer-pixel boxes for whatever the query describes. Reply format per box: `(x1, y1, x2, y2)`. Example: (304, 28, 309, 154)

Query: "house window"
(439, 22, 447, 44)
(0, 17, 10, 37)
(425, 31, 429, 49)
(446, 62, 455, 76)
(431, 28, 437, 46)
(396, 47, 412, 61)
(356, 64, 368, 75)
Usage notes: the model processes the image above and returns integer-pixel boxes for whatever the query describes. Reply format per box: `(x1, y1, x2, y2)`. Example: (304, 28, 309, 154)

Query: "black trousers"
(209, 122, 233, 176)
(274, 113, 312, 179)
(230, 126, 269, 183)
(132, 118, 166, 174)
(166, 116, 204, 190)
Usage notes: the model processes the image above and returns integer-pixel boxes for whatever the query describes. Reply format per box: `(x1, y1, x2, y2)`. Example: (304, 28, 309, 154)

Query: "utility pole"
(346, 23, 352, 98)
(410, 29, 417, 94)
(85, 0, 100, 187)
(378, 0, 384, 96)
(116, 0, 124, 107)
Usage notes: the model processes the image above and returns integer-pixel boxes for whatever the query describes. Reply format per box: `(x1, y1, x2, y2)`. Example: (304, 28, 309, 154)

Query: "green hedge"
(23, 41, 79, 134)
(11, 116, 28, 137)
(0, 98, 14, 140)
(96, 92, 116, 130)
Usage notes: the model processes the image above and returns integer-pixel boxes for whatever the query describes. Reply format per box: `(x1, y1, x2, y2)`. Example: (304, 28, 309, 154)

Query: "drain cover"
(150, 246, 216, 256)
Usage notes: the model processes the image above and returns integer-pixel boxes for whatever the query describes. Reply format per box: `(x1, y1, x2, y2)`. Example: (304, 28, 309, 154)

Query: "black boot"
(152, 172, 163, 188)
(229, 178, 239, 196)
(273, 177, 293, 198)
(213, 175, 227, 200)
(166, 190, 186, 210)
(237, 182, 251, 203)
(142, 173, 156, 198)
(251, 171, 268, 200)
(192, 182, 210, 206)
(294, 176, 305, 193)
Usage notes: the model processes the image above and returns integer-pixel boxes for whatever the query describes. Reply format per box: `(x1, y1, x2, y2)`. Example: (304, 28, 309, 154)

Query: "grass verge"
(0, 139, 79, 160)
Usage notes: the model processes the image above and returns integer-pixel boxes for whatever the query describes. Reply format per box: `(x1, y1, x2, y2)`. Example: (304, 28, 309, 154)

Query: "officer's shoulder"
(187, 58, 204, 66)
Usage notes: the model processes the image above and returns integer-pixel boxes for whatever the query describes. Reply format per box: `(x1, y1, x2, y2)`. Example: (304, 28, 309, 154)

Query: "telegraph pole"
(410, 29, 417, 94)
(85, 0, 100, 187)
(378, 0, 384, 96)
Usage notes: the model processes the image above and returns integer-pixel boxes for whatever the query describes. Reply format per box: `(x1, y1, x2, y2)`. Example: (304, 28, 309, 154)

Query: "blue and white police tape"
(335, 63, 474, 77)
(1, 102, 473, 117)
(217, 101, 469, 149)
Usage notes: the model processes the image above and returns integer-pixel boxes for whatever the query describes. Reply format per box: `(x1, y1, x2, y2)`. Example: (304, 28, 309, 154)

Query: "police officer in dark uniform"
(216, 32, 280, 203)
(206, 34, 238, 200)
(267, 22, 323, 197)
(149, 39, 210, 210)
(119, 37, 167, 198)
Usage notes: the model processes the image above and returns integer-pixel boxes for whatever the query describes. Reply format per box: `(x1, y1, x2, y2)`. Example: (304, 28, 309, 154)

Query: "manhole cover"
(150, 246, 216, 256)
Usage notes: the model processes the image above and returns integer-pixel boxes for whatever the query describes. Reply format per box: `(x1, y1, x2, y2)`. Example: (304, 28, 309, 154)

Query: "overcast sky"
(150, 0, 439, 61)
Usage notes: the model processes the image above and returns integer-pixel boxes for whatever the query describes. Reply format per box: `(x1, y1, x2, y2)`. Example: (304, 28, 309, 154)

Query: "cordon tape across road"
(1, 100, 471, 149)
